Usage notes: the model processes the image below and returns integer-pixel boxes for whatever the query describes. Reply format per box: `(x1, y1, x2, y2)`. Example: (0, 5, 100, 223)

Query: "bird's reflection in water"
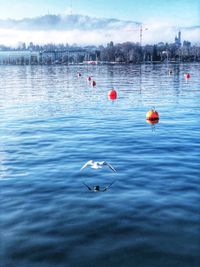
(83, 181, 115, 192)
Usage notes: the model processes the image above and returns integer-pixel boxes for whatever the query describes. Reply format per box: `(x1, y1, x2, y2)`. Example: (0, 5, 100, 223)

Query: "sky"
(0, 0, 199, 46)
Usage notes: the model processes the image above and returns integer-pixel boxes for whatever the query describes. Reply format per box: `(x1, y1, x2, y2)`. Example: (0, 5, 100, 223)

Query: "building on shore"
(175, 30, 181, 47)
(0, 51, 40, 65)
(0, 49, 95, 65)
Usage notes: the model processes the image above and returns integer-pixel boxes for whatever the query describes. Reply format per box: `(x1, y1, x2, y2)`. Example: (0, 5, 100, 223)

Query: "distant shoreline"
(0, 61, 199, 66)
(1, 41, 200, 65)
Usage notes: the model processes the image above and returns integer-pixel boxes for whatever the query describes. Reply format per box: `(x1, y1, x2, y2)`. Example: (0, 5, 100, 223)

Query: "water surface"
(1, 63, 200, 267)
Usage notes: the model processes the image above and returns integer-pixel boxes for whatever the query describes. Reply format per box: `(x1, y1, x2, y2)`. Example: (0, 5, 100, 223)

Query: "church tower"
(175, 30, 181, 47)
(178, 30, 181, 46)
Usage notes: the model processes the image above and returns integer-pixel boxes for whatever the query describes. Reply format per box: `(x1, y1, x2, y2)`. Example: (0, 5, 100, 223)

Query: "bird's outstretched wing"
(83, 183, 92, 191)
(104, 162, 117, 172)
(103, 181, 115, 192)
(80, 160, 93, 171)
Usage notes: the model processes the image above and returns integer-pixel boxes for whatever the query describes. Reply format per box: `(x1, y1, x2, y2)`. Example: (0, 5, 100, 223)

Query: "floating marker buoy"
(77, 72, 81, 77)
(87, 76, 92, 82)
(91, 80, 96, 86)
(184, 73, 190, 79)
(108, 89, 117, 100)
(146, 107, 159, 121)
(168, 70, 173, 75)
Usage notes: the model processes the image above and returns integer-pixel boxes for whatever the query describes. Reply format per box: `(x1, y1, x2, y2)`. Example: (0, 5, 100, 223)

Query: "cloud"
(0, 28, 137, 46)
(0, 14, 139, 31)
(142, 19, 200, 45)
(0, 14, 199, 46)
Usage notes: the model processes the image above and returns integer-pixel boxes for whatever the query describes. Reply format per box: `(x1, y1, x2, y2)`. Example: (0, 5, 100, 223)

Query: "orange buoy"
(87, 76, 92, 82)
(77, 72, 81, 77)
(184, 73, 190, 79)
(91, 80, 96, 87)
(146, 107, 159, 121)
(108, 89, 117, 100)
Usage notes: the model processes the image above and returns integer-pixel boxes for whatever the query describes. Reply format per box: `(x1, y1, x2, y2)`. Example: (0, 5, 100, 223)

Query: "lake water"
(0, 63, 200, 267)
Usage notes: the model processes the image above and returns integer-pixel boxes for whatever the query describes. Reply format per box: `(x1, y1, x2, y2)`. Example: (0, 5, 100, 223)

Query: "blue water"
(0, 64, 200, 267)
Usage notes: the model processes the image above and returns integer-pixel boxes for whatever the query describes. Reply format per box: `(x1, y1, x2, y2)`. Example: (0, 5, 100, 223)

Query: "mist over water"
(1, 63, 200, 267)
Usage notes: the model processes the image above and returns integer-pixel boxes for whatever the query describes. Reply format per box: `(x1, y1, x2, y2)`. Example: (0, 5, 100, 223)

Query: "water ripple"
(1, 63, 200, 267)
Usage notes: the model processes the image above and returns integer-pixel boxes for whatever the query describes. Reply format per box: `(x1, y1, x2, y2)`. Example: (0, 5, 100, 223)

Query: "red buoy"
(87, 76, 92, 82)
(91, 80, 96, 87)
(108, 89, 117, 100)
(146, 107, 159, 121)
(184, 73, 190, 79)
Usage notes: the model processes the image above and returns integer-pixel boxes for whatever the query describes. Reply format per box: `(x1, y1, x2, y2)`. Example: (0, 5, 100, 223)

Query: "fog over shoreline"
(0, 14, 199, 46)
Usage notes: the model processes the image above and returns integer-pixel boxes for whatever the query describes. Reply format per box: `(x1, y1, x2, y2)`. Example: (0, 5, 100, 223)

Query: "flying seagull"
(83, 181, 115, 192)
(80, 160, 117, 172)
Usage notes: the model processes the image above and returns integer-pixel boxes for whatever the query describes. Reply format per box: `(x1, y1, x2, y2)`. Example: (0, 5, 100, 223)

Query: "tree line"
(0, 40, 200, 64)
(97, 41, 200, 63)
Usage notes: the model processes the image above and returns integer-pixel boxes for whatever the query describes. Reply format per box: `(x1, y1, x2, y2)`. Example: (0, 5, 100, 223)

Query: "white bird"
(80, 160, 117, 172)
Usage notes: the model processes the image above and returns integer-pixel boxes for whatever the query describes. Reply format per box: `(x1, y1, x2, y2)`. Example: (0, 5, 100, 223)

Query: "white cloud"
(0, 14, 199, 46)
(141, 19, 200, 45)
